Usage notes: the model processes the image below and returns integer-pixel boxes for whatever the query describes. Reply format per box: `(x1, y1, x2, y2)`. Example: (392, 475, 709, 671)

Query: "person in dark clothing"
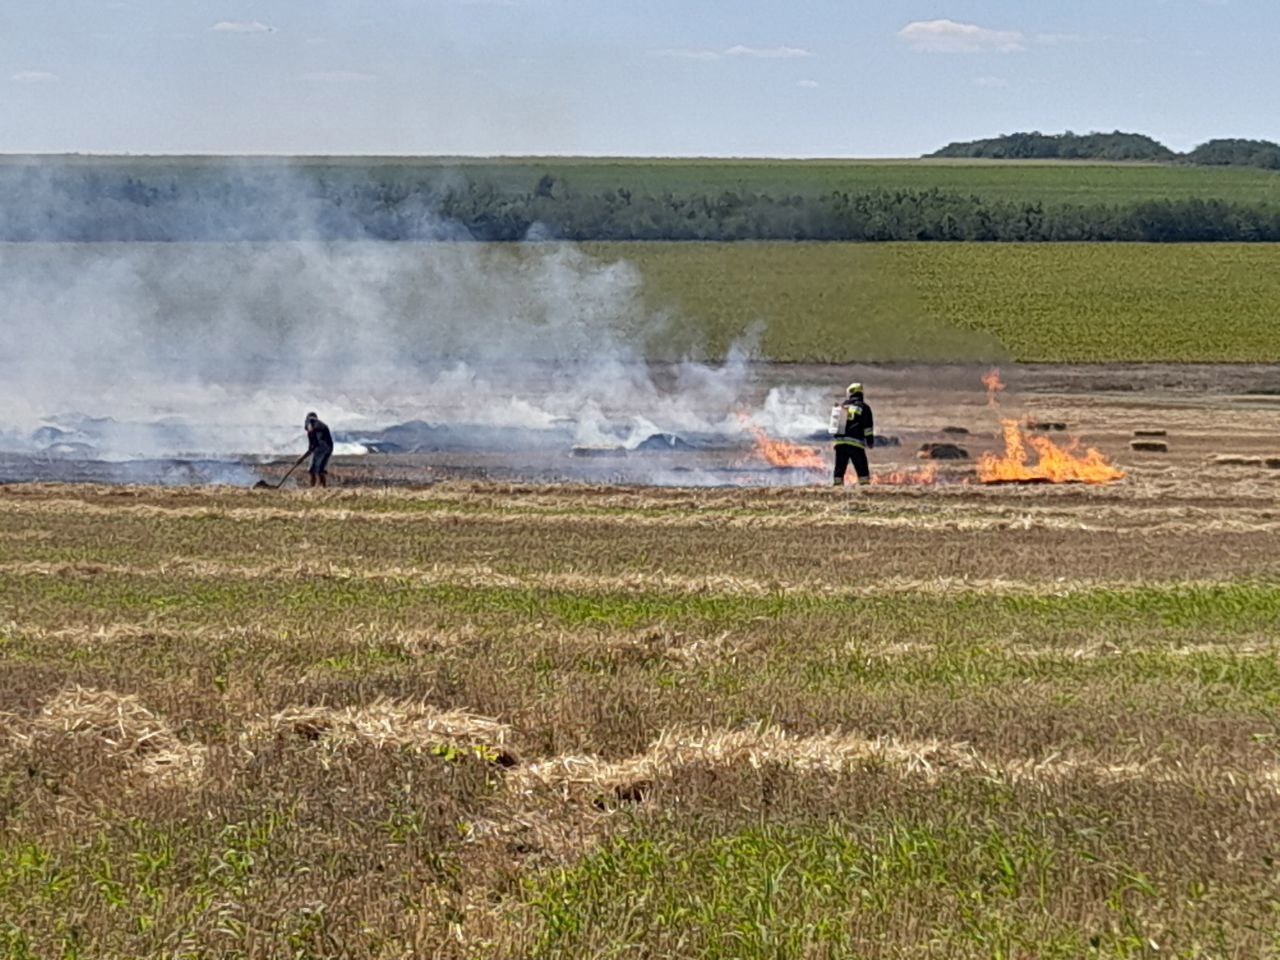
(304, 412, 334, 488)
(830, 383, 875, 486)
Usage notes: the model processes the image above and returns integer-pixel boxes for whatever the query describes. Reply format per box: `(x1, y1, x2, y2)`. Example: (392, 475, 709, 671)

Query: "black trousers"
(834, 444, 869, 484)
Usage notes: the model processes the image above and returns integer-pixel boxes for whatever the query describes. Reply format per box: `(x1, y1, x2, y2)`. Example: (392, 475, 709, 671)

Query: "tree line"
(930, 131, 1280, 169)
(4, 164, 1280, 242)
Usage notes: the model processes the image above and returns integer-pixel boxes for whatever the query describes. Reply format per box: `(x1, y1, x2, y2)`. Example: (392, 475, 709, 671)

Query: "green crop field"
(594, 241, 1280, 363)
(463, 157, 1280, 206)
(4, 239, 1278, 364)
(10, 155, 1280, 206)
(2, 482, 1278, 958)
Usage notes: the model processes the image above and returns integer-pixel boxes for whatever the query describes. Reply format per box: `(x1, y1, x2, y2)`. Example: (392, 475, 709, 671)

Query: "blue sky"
(0, 0, 1273, 156)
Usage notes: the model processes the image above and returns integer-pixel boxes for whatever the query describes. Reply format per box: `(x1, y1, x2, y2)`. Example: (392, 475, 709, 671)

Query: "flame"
(742, 421, 826, 470)
(872, 463, 939, 485)
(975, 368, 1123, 484)
(982, 368, 1005, 408)
(977, 419, 1125, 484)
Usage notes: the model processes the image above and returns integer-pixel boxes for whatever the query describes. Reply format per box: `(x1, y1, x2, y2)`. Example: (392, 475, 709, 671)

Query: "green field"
(466, 157, 1280, 206)
(595, 242, 1280, 363)
(4, 239, 1278, 364)
(9, 155, 1280, 206)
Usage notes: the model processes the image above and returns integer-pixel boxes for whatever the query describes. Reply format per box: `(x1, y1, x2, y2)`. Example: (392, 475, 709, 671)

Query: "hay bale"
(918, 442, 970, 461)
(570, 446, 626, 458)
(1211, 453, 1280, 469)
(1026, 421, 1068, 432)
(18, 685, 205, 783)
(941, 426, 969, 435)
(1129, 440, 1168, 453)
(1133, 429, 1167, 438)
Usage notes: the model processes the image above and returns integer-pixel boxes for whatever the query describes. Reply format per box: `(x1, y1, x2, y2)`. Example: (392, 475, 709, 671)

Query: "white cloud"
(725, 45, 813, 59)
(973, 75, 1009, 88)
(211, 20, 276, 34)
(303, 71, 379, 83)
(12, 71, 58, 84)
(652, 44, 813, 61)
(797, 79, 819, 89)
(898, 19, 1025, 54)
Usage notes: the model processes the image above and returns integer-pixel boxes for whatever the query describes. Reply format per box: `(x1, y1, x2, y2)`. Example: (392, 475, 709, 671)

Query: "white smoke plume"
(0, 165, 797, 483)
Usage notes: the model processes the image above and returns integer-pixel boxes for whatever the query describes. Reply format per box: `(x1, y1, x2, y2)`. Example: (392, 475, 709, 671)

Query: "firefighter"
(830, 383, 874, 486)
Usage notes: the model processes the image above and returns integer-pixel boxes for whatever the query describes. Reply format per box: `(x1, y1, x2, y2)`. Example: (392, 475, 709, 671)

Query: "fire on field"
(737, 368, 1125, 487)
(975, 369, 1126, 484)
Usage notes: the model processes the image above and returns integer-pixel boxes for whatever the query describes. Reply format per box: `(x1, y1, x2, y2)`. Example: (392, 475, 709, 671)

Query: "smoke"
(0, 162, 793, 484)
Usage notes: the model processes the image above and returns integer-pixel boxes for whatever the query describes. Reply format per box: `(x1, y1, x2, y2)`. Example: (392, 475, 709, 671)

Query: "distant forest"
(929, 131, 1280, 169)
(2, 148, 1280, 243)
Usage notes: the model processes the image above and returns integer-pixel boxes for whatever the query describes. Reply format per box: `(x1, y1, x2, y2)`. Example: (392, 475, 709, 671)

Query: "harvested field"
(2, 374, 1280, 959)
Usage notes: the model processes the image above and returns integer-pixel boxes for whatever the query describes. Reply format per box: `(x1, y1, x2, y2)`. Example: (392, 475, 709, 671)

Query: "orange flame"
(982, 368, 1005, 408)
(978, 419, 1125, 484)
(975, 369, 1123, 484)
(743, 421, 826, 470)
(872, 463, 939, 485)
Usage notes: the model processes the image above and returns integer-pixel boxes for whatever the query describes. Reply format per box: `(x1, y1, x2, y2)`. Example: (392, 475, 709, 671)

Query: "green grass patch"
(4, 572, 1278, 633)
(525, 816, 1251, 959)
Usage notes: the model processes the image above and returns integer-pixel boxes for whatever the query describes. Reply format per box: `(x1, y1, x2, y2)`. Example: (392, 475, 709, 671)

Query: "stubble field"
(2, 373, 1279, 958)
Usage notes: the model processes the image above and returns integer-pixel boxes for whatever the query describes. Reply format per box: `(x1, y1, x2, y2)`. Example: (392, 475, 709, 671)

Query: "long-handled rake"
(254, 453, 309, 490)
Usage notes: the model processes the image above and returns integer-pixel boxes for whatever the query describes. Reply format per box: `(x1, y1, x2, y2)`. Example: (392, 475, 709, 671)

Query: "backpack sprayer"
(829, 383, 862, 436)
(828, 401, 848, 436)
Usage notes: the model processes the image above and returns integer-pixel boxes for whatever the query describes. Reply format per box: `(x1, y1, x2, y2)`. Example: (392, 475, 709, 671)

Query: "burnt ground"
(263, 362, 1280, 489)
(1, 362, 1278, 489)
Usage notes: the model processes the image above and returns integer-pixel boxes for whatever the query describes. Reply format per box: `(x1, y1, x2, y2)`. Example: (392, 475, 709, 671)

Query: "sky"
(0, 0, 1274, 157)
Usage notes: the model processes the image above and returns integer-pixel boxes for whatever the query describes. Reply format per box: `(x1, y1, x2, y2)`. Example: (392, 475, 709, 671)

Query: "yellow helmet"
(847, 382, 863, 395)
